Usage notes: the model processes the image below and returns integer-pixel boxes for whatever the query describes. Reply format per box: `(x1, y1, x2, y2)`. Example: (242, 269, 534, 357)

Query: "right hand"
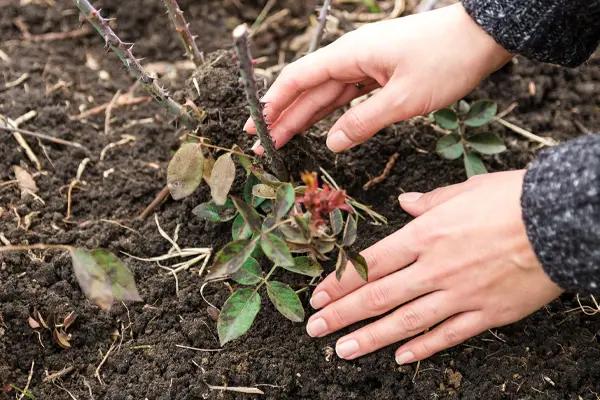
(244, 3, 512, 153)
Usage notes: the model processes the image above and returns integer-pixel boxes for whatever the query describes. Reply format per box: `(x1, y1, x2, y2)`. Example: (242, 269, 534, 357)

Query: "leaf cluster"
(433, 100, 506, 178)
(182, 149, 368, 344)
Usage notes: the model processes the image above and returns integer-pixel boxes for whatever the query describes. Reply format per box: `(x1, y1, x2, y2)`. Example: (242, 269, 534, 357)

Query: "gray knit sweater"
(463, 0, 600, 292)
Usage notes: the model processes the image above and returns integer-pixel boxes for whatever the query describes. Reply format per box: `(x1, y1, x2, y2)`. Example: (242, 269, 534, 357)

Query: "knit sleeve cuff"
(521, 135, 600, 292)
(462, 0, 600, 67)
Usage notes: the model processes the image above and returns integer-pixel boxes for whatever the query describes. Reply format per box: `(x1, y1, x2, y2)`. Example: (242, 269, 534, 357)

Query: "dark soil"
(1, 1, 600, 399)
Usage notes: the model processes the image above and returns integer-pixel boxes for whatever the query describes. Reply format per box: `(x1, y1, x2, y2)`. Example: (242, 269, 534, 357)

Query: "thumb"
(326, 86, 400, 152)
(399, 181, 472, 217)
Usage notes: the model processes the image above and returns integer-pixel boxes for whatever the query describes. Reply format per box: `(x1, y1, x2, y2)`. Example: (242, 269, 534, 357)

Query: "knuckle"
(408, 218, 435, 247)
(362, 326, 382, 348)
(342, 108, 370, 141)
(328, 306, 347, 327)
(398, 308, 424, 332)
(361, 251, 381, 278)
(442, 326, 460, 346)
(364, 284, 389, 312)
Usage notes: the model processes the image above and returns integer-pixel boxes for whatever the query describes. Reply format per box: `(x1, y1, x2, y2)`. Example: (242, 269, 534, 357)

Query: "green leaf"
(464, 100, 497, 127)
(262, 214, 277, 231)
(231, 257, 262, 285)
(260, 233, 294, 267)
(259, 199, 273, 214)
(329, 209, 344, 236)
(232, 145, 253, 173)
(217, 288, 261, 345)
(243, 174, 260, 204)
(348, 251, 368, 282)
(71, 248, 142, 311)
(205, 239, 258, 280)
(275, 183, 295, 220)
(232, 196, 262, 233)
(457, 100, 470, 115)
(167, 143, 204, 200)
(342, 215, 357, 247)
(252, 183, 277, 199)
(250, 166, 280, 186)
(466, 132, 506, 155)
(282, 256, 323, 277)
(192, 200, 236, 223)
(433, 108, 459, 130)
(294, 214, 311, 239)
(463, 152, 488, 178)
(335, 248, 348, 281)
(266, 281, 305, 322)
(279, 223, 310, 244)
(232, 213, 253, 240)
(208, 153, 236, 205)
(436, 134, 464, 160)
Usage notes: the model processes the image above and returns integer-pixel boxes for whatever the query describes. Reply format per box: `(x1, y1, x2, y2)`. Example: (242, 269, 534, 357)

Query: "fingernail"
(395, 351, 415, 365)
(326, 130, 354, 152)
(398, 192, 423, 203)
(336, 339, 359, 359)
(306, 317, 328, 337)
(310, 291, 330, 309)
(243, 117, 254, 132)
(251, 140, 261, 152)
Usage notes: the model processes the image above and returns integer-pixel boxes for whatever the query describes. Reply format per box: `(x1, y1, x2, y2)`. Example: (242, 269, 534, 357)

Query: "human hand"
(305, 170, 563, 364)
(244, 3, 512, 153)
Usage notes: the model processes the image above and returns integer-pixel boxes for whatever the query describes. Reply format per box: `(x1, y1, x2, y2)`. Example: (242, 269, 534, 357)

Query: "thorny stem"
(232, 24, 289, 181)
(308, 0, 332, 53)
(162, 0, 204, 66)
(72, 0, 198, 129)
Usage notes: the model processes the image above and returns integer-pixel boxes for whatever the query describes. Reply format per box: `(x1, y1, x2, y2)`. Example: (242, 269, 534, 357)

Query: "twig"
(162, 0, 203, 66)
(233, 24, 288, 181)
(71, 94, 150, 120)
(17, 360, 35, 400)
(72, 0, 198, 129)
(175, 344, 222, 352)
(0, 72, 29, 93)
(0, 125, 88, 152)
(205, 383, 264, 395)
(0, 114, 42, 171)
(494, 118, 558, 147)
(65, 158, 90, 220)
(43, 366, 75, 383)
(95, 340, 116, 386)
(251, 0, 277, 31)
(362, 152, 399, 190)
(309, 0, 332, 53)
(100, 134, 136, 160)
(104, 89, 121, 136)
(137, 185, 170, 220)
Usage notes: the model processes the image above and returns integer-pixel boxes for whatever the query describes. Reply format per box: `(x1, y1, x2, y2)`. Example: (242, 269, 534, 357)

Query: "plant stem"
(162, 0, 204, 66)
(232, 24, 288, 181)
(308, 0, 332, 53)
(256, 265, 278, 292)
(72, 0, 198, 129)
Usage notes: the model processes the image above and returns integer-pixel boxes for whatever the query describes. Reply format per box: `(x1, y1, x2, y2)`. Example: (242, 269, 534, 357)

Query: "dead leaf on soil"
(13, 165, 37, 199)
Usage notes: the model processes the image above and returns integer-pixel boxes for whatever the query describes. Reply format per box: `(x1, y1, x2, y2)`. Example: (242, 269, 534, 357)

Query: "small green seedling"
(433, 100, 506, 178)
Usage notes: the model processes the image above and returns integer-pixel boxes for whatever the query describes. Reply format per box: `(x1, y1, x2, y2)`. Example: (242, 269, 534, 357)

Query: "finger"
(306, 263, 434, 338)
(304, 82, 381, 129)
(244, 79, 379, 136)
(249, 82, 380, 155)
(265, 80, 347, 148)
(398, 180, 474, 217)
(394, 311, 486, 365)
(334, 291, 465, 359)
(310, 220, 422, 310)
(260, 44, 365, 125)
(326, 85, 401, 152)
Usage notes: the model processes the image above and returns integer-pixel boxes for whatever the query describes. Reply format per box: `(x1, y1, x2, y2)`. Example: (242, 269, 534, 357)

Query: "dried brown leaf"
(208, 153, 236, 206)
(13, 165, 37, 199)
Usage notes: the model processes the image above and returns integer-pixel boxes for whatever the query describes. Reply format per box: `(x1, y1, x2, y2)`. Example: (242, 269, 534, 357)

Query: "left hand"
(306, 170, 563, 364)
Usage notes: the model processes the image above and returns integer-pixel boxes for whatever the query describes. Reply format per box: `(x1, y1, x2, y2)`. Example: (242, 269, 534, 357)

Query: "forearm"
(462, 0, 600, 67)
(522, 134, 600, 292)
